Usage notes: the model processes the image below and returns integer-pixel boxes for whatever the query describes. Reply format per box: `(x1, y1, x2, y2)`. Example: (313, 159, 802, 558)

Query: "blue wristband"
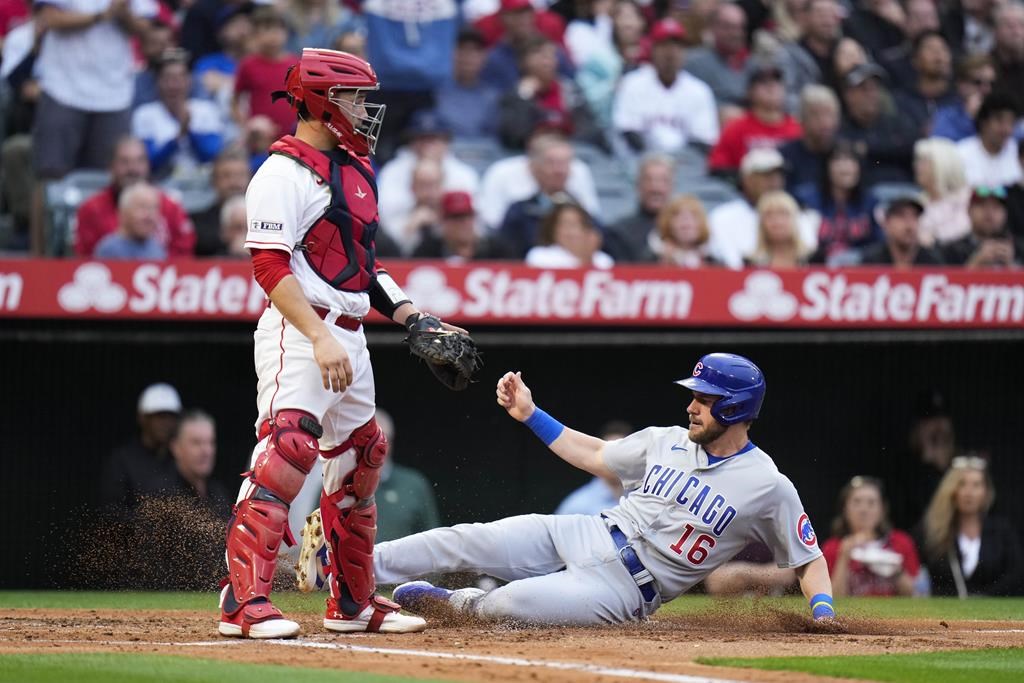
(524, 407, 565, 446)
(810, 593, 835, 620)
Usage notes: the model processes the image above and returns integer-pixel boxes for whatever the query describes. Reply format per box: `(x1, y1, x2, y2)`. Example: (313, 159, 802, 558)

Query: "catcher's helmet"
(276, 48, 385, 155)
(676, 353, 765, 426)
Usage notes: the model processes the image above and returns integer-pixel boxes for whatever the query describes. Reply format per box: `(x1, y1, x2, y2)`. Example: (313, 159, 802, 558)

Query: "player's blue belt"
(607, 524, 658, 603)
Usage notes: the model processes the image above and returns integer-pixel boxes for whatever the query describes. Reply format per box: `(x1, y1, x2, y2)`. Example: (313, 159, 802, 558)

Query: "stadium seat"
(449, 137, 507, 176)
(46, 170, 111, 256)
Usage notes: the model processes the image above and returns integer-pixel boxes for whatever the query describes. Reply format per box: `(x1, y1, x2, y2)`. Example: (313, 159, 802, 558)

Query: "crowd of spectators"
(1, 0, 1022, 268)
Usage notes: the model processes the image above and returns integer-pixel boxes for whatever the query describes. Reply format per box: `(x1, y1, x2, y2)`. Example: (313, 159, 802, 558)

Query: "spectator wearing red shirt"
(821, 476, 921, 597)
(708, 59, 802, 178)
(75, 136, 195, 257)
(232, 7, 297, 138)
(0, 0, 28, 37)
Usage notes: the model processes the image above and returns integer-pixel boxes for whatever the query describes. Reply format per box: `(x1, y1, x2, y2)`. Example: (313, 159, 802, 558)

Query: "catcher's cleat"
(392, 581, 455, 614)
(323, 594, 426, 633)
(218, 584, 300, 639)
(295, 508, 329, 593)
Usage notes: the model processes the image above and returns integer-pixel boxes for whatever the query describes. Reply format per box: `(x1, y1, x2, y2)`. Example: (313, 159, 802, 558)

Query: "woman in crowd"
(829, 37, 868, 92)
(921, 455, 1024, 596)
(746, 190, 810, 268)
(821, 476, 919, 596)
(801, 141, 879, 264)
(526, 201, 614, 268)
(914, 137, 971, 246)
(576, 0, 647, 129)
(649, 194, 720, 268)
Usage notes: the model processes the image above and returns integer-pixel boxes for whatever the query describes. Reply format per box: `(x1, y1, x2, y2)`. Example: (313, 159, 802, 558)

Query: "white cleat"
(218, 584, 301, 639)
(295, 508, 328, 593)
(324, 595, 427, 633)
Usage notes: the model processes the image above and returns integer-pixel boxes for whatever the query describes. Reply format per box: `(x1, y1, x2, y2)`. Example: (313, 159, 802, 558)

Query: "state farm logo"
(728, 271, 798, 321)
(402, 267, 461, 317)
(58, 263, 127, 313)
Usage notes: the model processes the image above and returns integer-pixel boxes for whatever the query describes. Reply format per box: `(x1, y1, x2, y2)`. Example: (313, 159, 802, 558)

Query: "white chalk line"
(2, 637, 747, 683)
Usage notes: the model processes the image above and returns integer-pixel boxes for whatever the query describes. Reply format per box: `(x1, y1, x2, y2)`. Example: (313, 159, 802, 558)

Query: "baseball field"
(2, 592, 1022, 682)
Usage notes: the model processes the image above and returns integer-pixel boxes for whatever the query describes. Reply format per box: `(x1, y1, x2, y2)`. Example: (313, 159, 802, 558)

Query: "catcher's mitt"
(404, 313, 482, 391)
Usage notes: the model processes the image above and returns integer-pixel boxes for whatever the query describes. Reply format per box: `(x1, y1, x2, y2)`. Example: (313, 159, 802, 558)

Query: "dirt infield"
(2, 606, 1023, 683)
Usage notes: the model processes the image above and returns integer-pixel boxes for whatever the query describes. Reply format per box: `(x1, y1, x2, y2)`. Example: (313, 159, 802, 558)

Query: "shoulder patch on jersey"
(251, 220, 283, 232)
(797, 513, 817, 547)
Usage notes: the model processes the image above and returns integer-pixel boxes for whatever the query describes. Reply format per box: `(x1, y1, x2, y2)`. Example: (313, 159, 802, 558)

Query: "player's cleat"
(323, 594, 427, 633)
(392, 581, 455, 614)
(295, 508, 329, 593)
(218, 584, 300, 639)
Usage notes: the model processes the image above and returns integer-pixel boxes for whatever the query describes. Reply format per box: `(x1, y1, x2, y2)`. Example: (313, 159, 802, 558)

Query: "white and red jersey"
(244, 138, 381, 319)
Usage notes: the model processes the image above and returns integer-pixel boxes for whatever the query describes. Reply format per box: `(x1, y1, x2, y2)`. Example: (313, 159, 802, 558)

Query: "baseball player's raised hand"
(496, 371, 535, 422)
(313, 334, 354, 393)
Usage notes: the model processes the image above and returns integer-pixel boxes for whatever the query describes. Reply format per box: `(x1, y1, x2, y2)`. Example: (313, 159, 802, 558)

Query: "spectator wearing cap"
(412, 190, 514, 261)
(132, 50, 227, 180)
(190, 148, 251, 256)
(956, 93, 1023, 187)
(479, 0, 575, 93)
(94, 182, 168, 259)
(708, 147, 819, 268)
(707, 58, 802, 178)
(31, 0, 157, 253)
(100, 382, 182, 510)
(498, 135, 594, 257)
(941, 186, 1022, 268)
(932, 54, 997, 142)
(433, 27, 501, 140)
(781, 85, 841, 201)
(990, 1, 1024, 109)
(604, 153, 675, 262)
(800, 140, 881, 265)
(477, 129, 599, 230)
(914, 137, 972, 247)
(838, 62, 918, 185)
(363, 0, 458, 163)
(377, 110, 480, 247)
(857, 193, 944, 267)
(893, 31, 956, 138)
(132, 19, 175, 109)
(525, 200, 613, 269)
(498, 35, 603, 151)
(232, 7, 297, 139)
(76, 136, 195, 257)
(684, 3, 750, 116)
(612, 18, 718, 155)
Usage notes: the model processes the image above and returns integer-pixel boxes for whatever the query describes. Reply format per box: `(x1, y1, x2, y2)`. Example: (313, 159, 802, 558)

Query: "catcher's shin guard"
(320, 417, 386, 616)
(225, 409, 322, 605)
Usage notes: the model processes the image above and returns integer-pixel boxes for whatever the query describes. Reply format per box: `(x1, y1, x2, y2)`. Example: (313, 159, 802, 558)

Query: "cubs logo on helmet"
(693, 361, 704, 376)
(797, 513, 816, 547)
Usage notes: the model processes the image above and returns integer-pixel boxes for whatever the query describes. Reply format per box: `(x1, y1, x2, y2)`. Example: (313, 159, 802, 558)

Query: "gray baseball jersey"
(602, 426, 822, 601)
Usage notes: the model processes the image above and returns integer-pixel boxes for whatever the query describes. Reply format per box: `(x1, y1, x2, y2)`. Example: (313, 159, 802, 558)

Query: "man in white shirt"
(477, 129, 599, 230)
(33, 0, 155, 178)
(612, 18, 719, 154)
(376, 109, 479, 243)
(708, 148, 819, 268)
(956, 92, 1023, 187)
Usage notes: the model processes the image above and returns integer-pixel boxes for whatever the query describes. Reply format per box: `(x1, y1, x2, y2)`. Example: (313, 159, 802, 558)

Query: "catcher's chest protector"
(270, 135, 378, 292)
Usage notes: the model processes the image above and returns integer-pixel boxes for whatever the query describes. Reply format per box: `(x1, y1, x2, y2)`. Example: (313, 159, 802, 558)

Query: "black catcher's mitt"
(404, 313, 482, 391)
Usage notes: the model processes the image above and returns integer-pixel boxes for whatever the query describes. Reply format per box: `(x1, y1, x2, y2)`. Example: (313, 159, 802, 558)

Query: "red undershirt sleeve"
(251, 248, 293, 295)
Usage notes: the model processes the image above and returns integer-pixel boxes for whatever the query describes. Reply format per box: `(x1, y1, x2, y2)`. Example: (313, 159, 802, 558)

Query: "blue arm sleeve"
(145, 137, 179, 174)
(188, 131, 224, 163)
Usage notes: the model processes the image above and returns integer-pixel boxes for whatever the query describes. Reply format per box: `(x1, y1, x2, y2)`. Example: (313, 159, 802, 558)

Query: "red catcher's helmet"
(278, 48, 386, 155)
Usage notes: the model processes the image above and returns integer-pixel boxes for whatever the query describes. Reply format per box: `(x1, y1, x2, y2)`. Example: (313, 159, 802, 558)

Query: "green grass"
(2, 591, 1023, 621)
(0, 653, 453, 683)
(700, 647, 1024, 683)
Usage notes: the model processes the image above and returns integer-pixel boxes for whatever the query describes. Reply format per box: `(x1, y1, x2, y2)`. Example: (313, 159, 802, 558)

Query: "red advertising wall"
(1, 259, 1022, 327)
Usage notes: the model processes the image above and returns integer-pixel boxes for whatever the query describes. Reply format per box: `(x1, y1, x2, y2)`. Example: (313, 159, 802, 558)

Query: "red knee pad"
(322, 417, 387, 499)
(322, 498, 377, 607)
(252, 409, 322, 502)
(225, 498, 290, 604)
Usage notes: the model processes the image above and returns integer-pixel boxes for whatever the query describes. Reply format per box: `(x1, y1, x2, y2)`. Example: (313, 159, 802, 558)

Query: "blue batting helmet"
(675, 353, 766, 425)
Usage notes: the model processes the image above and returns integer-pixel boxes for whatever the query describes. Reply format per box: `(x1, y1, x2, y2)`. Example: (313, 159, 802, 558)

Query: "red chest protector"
(269, 135, 379, 292)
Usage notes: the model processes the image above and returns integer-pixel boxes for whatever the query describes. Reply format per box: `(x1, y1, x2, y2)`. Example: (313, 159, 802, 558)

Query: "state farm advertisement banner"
(0, 260, 1022, 328)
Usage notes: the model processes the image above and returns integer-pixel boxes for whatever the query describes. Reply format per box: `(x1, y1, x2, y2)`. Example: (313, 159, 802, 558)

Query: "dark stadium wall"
(1, 323, 1022, 588)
